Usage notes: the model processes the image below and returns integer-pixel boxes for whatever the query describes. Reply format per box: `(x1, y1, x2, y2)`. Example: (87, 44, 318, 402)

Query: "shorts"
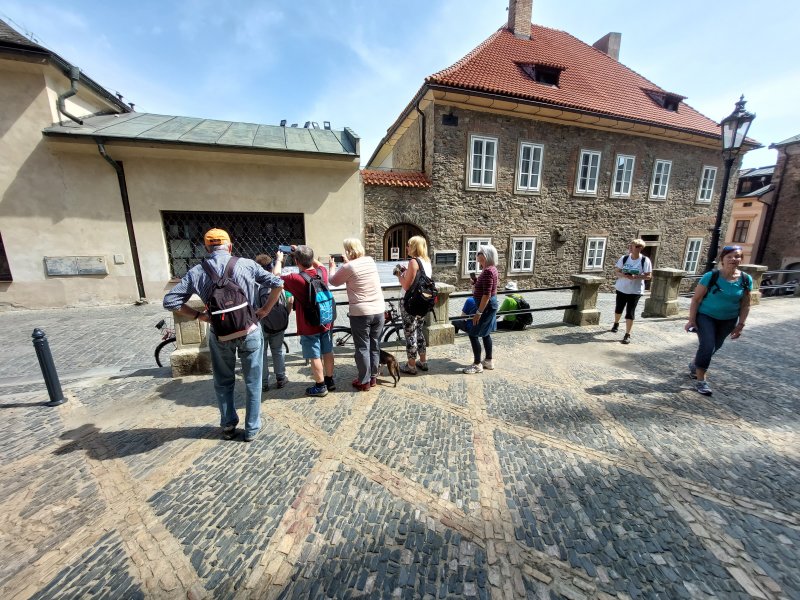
(300, 331, 333, 359)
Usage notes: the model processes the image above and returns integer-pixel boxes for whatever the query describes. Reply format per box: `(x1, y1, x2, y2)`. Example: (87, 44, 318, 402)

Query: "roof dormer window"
(643, 88, 685, 112)
(521, 63, 563, 87)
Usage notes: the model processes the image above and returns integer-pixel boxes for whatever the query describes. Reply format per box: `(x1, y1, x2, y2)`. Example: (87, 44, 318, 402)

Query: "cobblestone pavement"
(0, 296, 798, 599)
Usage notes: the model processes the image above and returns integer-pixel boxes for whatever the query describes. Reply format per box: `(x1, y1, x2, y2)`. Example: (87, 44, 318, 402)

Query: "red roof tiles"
(361, 170, 432, 188)
(427, 26, 720, 138)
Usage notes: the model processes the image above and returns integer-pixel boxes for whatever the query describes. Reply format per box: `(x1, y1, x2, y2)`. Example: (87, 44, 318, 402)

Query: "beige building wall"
(1, 59, 362, 309)
(724, 195, 769, 264)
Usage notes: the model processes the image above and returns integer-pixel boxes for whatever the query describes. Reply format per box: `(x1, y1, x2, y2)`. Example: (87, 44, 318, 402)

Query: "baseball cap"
(204, 228, 230, 246)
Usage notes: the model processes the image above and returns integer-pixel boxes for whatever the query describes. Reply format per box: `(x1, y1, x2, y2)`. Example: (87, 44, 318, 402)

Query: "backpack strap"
(622, 255, 629, 266)
(223, 256, 238, 280)
(201, 258, 221, 284)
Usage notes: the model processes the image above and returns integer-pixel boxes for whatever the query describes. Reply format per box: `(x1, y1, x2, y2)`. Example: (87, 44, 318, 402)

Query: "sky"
(2, 0, 798, 169)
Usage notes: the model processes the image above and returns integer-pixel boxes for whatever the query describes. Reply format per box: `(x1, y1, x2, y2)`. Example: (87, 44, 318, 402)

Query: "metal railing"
(680, 268, 800, 298)
(449, 285, 579, 325)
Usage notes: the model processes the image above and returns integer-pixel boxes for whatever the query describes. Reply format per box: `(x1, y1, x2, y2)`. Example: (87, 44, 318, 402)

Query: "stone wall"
(762, 144, 800, 271)
(365, 104, 739, 291)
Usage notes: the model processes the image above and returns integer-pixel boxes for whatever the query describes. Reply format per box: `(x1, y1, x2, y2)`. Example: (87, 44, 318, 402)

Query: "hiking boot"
(276, 376, 288, 389)
(610, 323, 619, 333)
(399, 364, 417, 375)
(463, 363, 483, 374)
(306, 383, 328, 397)
(688, 362, 697, 379)
(222, 425, 237, 440)
(481, 359, 494, 370)
(695, 380, 712, 396)
(324, 376, 336, 391)
(621, 334, 631, 344)
(415, 361, 429, 372)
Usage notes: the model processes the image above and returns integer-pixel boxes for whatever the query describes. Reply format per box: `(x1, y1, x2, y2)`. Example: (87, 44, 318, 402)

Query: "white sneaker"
(463, 363, 483, 374)
(481, 359, 494, 370)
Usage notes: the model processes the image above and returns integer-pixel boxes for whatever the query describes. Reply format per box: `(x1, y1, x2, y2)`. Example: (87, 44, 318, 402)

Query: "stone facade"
(365, 104, 740, 290)
(762, 142, 800, 272)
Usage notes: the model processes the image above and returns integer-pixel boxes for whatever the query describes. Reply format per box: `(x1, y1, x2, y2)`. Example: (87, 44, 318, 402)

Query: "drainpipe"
(96, 141, 147, 301)
(56, 66, 84, 125)
(755, 149, 793, 265)
(415, 98, 426, 173)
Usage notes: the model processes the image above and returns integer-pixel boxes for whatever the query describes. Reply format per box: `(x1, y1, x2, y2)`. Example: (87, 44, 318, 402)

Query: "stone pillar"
(424, 282, 455, 346)
(739, 263, 769, 305)
(170, 298, 212, 376)
(642, 268, 686, 317)
(563, 275, 603, 326)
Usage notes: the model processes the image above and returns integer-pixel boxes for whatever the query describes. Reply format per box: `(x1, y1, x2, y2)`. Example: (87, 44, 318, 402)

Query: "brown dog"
(379, 350, 400, 386)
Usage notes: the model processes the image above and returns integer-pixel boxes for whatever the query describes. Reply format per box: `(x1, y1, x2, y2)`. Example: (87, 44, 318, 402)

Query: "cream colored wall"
(725, 196, 767, 263)
(1, 61, 138, 308)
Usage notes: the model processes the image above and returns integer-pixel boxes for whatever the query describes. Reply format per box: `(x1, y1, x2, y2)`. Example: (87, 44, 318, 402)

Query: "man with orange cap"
(163, 228, 284, 442)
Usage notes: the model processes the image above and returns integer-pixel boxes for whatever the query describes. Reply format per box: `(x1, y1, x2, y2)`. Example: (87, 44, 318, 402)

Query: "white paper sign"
(390, 247, 400, 260)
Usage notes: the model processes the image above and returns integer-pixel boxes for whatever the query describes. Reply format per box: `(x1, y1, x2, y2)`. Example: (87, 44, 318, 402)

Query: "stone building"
(362, 0, 757, 288)
(757, 134, 800, 277)
(0, 19, 360, 309)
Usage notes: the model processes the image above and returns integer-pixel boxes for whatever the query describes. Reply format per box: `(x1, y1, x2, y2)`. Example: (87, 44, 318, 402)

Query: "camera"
(393, 264, 406, 277)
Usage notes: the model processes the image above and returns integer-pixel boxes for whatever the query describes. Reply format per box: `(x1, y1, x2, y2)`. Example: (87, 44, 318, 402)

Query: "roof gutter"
(56, 66, 84, 125)
(96, 140, 147, 302)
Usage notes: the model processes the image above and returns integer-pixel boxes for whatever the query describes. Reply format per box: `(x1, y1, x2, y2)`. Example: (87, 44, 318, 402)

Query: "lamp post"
(704, 95, 755, 272)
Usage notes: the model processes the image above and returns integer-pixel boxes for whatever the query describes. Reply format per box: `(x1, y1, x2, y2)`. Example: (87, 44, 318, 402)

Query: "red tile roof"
(427, 26, 720, 138)
(361, 169, 432, 188)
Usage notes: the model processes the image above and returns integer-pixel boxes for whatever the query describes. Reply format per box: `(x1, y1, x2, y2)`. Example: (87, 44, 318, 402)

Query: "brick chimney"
(507, 0, 532, 40)
(592, 32, 622, 61)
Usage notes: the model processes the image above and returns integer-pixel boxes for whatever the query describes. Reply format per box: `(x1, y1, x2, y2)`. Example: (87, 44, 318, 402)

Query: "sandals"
(399, 364, 417, 375)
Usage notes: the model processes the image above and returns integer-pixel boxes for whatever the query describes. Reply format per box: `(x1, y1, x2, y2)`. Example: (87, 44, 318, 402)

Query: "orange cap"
(204, 228, 231, 246)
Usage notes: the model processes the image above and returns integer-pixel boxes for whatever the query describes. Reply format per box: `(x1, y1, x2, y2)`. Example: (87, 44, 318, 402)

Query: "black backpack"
(201, 257, 258, 340)
(621, 254, 650, 272)
(403, 258, 438, 317)
(703, 270, 751, 300)
(258, 286, 290, 334)
(299, 268, 337, 327)
(510, 293, 533, 328)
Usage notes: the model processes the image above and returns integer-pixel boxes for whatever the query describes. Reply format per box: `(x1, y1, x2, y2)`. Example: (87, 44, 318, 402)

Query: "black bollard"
(32, 328, 66, 406)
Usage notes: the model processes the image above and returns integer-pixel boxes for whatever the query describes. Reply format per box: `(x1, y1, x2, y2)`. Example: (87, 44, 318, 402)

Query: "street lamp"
(704, 95, 755, 272)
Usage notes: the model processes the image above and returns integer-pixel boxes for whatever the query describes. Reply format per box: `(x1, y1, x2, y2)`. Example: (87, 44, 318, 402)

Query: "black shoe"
(610, 323, 619, 333)
(621, 334, 631, 344)
(276, 376, 288, 389)
(324, 376, 336, 391)
(222, 425, 236, 440)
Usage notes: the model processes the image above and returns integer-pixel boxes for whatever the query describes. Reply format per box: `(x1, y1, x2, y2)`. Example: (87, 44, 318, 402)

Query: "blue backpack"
(299, 268, 336, 327)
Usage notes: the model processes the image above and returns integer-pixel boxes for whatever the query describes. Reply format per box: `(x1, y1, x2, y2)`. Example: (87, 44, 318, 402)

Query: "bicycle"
(330, 298, 405, 348)
(154, 317, 176, 367)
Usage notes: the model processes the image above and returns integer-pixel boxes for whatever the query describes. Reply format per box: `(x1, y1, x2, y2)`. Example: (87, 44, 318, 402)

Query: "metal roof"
(740, 166, 775, 179)
(771, 133, 800, 148)
(740, 183, 774, 198)
(43, 113, 359, 156)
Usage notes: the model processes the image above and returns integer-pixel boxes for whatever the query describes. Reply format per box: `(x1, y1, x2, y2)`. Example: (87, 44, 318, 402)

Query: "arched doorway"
(383, 223, 425, 261)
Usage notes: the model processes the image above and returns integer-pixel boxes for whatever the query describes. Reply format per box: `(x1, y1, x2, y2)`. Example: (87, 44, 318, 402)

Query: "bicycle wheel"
(155, 337, 177, 367)
(382, 325, 404, 349)
(330, 327, 353, 347)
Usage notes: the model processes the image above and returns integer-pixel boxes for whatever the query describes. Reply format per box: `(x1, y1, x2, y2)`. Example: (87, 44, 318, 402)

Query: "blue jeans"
(208, 327, 263, 437)
(693, 313, 737, 370)
(262, 329, 286, 386)
(350, 313, 385, 384)
(469, 296, 499, 363)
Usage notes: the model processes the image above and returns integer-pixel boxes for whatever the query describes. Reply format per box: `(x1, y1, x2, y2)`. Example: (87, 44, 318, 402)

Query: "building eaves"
(42, 113, 360, 157)
(770, 133, 800, 148)
(361, 169, 432, 188)
(740, 183, 774, 198)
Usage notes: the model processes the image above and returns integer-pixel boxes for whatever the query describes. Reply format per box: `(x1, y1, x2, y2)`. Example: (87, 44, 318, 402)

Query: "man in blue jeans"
(163, 228, 284, 442)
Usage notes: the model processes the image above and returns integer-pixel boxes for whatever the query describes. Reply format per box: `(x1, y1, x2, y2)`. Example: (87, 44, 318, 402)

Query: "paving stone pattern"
(31, 531, 144, 600)
(279, 465, 489, 599)
(0, 296, 797, 599)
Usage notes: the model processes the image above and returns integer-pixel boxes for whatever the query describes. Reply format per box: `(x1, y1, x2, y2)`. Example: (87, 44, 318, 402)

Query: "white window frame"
(683, 238, 703, 274)
(575, 150, 601, 195)
(462, 236, 491, 277)
(509, 237, 536, 274)
(696, 165, 717, 203)
(516, 142, 544, 193)
(649, 159, 672, 199)
(611, 154, 635, 198)
(468, 135, 498, 189)
(584, 237, 607, 271)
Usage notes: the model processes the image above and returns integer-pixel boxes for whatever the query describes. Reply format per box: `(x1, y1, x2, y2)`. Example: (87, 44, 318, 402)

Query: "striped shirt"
(163, 250, 283, 311)
(473, 266, 498, 302)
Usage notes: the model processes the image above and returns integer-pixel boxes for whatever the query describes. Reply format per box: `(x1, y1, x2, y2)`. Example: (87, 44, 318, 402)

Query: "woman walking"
(464, 244, 499, 374)
(396, 235, 432, 375)
(685, 245, 752, 396)
(329, 239, 385, 391)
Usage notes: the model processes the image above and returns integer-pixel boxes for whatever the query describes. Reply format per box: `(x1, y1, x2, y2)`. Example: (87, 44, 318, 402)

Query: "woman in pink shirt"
(329, 238, 385, 391)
